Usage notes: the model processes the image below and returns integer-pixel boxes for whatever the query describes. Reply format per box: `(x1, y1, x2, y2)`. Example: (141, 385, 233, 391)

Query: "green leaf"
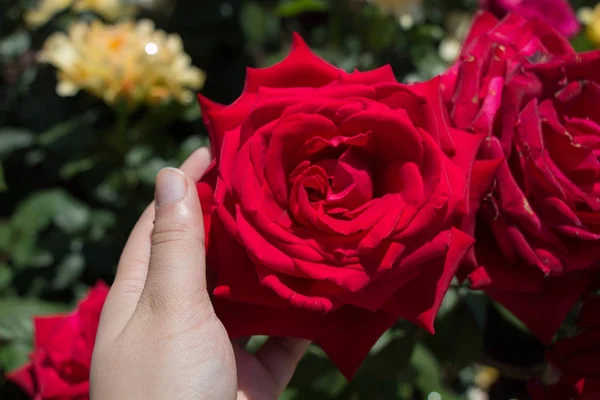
(59, 157, 95, 179)
(88, 210, 116, 241)
(25, 149, 44, 166)
(53, 197, 90, 234)
(276, 0, 329, 17)
(8, 190, 90, 267)
(0, 299, 68, 343)
(571, 31, 596, 53)
(12, 236, 53, 269)
(126, 145, 153, 167)
(0, 299, 69, 371)
(411, 343, 442, 390)
(425, 300, 482, 369)
(12, 189, 83, 232)
(464, 291, 488, 330)
(364, 329, 415, 378)
(493, 301, 530, 334)
(411, 344, 461, 400)
(311, 368, 346, 397)
(0, 341, 31, 372)
(11, 190, 69, 234)
(245, 335, 268, 353)
(437, 287, 459, 318)
(95, 178, 121, 205)
(136, 157, 171, 186)
(0, 264, 13, 292)
(52, 253, 85, 290)
(182, 101, 201, 121)
(288, 347, 345, 397)
(178, 135, 210, 164)
(0, 128, 35, 158)
(0, 30, 30, 62)
(37, 111, 99, 147)
(279, 388, 299, 400)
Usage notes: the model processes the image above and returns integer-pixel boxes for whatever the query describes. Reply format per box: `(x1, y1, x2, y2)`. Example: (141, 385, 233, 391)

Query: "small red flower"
(7, 283, 109, 400)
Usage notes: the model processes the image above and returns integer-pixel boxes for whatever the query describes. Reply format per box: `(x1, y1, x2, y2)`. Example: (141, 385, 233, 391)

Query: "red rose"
(197, 34, 494, 378)
(528, 295, 600, 400)
(442, 12, 600, 343)
(7, 283, 109, 400)
(480, 0, 580, 39)
(442, 11, 574, 137)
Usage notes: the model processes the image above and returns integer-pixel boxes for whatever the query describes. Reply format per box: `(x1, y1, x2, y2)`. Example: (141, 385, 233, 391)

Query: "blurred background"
(1, 0, 600, 398)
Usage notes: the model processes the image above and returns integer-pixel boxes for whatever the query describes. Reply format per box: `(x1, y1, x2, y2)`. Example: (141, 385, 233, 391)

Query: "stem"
(477, 354, 545, 382)
(112, 102, 131, 158)
(117, 105, 130, 149)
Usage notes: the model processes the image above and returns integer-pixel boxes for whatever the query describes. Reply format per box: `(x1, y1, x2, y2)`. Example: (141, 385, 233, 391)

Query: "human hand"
(90, 148, 310, 400)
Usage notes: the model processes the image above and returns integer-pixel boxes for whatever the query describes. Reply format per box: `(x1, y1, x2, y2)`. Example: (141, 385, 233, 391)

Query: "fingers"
(180, 147, 212, 178)
(97, 203, 155, 340)
(113, 147, 211, 297)
(255, 338, 310, 394)
(98, 147, 211, 341)
(137, 167, 210, 321)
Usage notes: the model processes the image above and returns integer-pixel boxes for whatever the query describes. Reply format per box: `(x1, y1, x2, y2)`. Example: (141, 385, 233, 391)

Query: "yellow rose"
(40, 19, 206, 107)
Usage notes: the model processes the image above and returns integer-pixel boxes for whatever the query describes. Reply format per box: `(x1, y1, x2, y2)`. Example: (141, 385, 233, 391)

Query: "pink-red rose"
(197, 34, 491, 378)
(442, 11, 574, 136)
(528, 295, 600, 400)
(7, 283, 109, 400)
(480, 0, 580, 38)
(442, 12, 600, 343)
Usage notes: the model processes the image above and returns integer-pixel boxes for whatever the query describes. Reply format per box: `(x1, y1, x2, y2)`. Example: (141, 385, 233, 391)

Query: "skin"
(90, 148, 310, 400)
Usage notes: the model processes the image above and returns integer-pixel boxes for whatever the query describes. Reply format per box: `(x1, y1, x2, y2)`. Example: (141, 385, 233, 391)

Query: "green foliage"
(1, 0, 597, 398)
(0, 298, 68, 371)
(425, 296, 483, 370)
(276, 0, 330, 17)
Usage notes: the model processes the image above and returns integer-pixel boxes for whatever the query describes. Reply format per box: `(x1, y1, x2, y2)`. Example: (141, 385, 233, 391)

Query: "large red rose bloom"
(197, 34, 493, 377)
(442, 12, 600, 343)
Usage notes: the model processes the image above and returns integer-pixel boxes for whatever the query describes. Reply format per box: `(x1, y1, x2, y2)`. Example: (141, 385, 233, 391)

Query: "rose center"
(304, 147, 374, 214)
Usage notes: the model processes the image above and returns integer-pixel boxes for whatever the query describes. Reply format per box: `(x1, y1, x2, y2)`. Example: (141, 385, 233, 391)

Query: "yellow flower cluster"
(25, 0, 134, 28)
(39, 19, 206, 107)
(582, 4, 600, 46)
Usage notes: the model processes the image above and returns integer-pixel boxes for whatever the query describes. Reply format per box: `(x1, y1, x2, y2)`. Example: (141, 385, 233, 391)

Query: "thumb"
(139, 167, 210, 318)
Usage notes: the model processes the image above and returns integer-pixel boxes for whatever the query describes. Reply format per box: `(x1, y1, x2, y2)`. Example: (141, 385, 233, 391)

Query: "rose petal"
(383, 228, 474, 332)
(244, 33, 340, 92)
(485, 272, 589, 344)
